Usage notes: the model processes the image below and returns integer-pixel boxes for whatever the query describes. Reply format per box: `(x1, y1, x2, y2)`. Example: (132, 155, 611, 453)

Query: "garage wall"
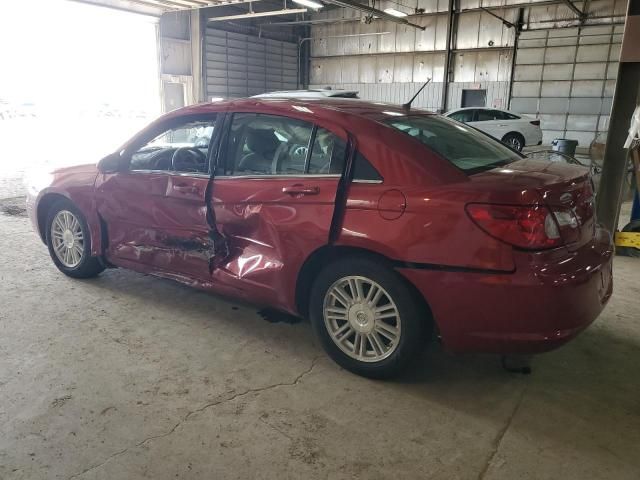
(308, 3, 515, 110)
(511, 24, 623, 147)
(306, 0, 625, 145)
(205, 27, 298, 99)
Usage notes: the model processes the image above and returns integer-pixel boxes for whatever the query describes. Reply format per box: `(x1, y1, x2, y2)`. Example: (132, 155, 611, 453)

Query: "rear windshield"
(384, 115, 521, 174)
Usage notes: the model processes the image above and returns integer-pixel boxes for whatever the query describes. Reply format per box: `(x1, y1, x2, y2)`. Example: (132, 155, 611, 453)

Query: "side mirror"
(97, 152, 122, 173)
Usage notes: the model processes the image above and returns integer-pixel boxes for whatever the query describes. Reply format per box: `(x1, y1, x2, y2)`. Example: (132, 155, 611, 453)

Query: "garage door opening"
(461, 89, 487, 108)
(0, 0, 161, 186)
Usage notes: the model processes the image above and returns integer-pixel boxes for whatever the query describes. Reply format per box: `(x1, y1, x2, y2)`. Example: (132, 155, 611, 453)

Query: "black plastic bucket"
(551, 138, 578, 156)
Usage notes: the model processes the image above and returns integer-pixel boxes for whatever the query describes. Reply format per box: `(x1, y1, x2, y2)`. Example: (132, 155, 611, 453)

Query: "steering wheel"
(171, 147, 206, 172)
(292, 145, 308, 158)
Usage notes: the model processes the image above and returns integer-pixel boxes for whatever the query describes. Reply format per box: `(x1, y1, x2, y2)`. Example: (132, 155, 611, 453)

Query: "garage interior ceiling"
(74, 0, 273, 15)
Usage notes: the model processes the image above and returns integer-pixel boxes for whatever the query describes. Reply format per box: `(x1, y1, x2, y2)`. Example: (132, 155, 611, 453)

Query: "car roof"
(252, 89, 360, 99)
(171, 97, 435, 122)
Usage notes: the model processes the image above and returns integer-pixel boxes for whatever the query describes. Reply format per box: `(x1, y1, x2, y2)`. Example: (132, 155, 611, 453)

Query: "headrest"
(245, 128, 280, 155)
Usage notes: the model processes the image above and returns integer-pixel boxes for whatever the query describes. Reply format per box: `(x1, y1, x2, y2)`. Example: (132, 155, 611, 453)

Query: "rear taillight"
(530, 120, 540, 126)
(551, 207, 580, 243)
(466, 203, 562, 250)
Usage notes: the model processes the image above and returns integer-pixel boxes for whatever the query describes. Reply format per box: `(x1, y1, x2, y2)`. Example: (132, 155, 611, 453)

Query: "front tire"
(46, 199, 105, 278)
(310, 256, 429, 379)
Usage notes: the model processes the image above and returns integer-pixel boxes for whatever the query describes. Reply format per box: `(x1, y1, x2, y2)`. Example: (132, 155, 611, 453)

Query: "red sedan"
(27, 98, 613, 378)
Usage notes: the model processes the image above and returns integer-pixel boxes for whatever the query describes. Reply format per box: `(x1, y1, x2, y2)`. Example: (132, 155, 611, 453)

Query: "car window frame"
(474, 108, 498, 122)
(214, 112, 349, 180)
(382, 114, 525, 176)
(122, 113, 222, 178)
(450, 109, 475, 123)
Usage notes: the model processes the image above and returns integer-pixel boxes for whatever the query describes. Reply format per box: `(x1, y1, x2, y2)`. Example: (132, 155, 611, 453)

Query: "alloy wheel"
(50, 210, 84, 268)
(506, 136, 523, 151)
(323, 275, 401, 362)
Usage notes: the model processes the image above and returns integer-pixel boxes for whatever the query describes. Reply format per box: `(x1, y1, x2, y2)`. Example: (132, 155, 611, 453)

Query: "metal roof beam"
(479, 7, 517, 28)
(322, 0, 426, 30)
(208, 7, 307, 21)
(561, 0, 586, 19)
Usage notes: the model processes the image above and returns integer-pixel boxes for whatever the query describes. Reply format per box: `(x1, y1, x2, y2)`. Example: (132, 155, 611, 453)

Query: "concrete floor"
(1, 211, 640, 480)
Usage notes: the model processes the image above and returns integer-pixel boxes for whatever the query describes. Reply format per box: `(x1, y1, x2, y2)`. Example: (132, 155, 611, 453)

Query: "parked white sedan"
(445, 107, 542, 151)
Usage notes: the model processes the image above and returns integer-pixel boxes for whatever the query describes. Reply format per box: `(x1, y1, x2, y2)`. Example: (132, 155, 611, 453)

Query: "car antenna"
(402, 78, 431, 110)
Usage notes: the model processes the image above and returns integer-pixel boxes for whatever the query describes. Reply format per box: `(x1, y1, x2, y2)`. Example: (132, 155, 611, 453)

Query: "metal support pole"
(507, 8, 524, 110)
(596, 0, 640, 233)
(596, 64, 640, 232)
(441, 0, 456, 113)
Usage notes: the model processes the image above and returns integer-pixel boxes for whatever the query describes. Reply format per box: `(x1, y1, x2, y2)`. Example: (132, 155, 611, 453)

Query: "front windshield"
(384, 115, 522, 174)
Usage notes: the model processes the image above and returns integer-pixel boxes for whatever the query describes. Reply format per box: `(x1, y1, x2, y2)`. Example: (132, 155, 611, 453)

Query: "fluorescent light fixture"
(383, 7, 408, 17)
(208, 8, 307, 22)
(292, 0, 324, 8)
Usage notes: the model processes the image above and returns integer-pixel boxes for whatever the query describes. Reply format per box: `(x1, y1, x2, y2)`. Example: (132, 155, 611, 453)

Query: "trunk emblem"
(560, 193, 573, 204)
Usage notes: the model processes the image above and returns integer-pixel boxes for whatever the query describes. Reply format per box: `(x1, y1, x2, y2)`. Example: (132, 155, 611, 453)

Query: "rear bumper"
(525, 129, 543, 147)
(398, 227, 614, 354)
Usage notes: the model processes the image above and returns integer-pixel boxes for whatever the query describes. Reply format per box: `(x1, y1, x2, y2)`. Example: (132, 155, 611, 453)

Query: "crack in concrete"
(477, 385, 527, 480)
(67, 356, 321, 479)
(258, 416, 295, 442)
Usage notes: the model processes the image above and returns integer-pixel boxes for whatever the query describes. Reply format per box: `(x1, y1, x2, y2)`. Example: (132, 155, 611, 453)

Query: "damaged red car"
(27, 98, 613, 378)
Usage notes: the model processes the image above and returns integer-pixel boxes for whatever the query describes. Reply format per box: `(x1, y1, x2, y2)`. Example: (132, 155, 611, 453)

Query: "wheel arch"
(502, 131, 525, 145)
(37, 193, 104, 256)
(36, 193, 70, 244)
(295, 245, 434, 329)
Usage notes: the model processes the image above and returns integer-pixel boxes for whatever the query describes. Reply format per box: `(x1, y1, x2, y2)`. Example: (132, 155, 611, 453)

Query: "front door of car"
(208, 112, 348, 311)
(95, 113, 221, 280)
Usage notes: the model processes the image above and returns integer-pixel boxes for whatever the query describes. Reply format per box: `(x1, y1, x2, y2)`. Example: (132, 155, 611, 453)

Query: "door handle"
(173, 184, 199, 194)
(282, 184, 320, 196)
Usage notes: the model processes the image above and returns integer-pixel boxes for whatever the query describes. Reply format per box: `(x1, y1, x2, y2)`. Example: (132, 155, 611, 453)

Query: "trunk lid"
(471, 159, 596, 249)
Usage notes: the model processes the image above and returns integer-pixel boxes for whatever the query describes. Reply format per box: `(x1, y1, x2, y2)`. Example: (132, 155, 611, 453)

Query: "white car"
(252, 89, 359, 99)
(445, 107, 542, 151)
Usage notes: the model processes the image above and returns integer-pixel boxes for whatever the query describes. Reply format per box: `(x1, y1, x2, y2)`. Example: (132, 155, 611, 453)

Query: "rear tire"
(310, 256, 429, 379)
(45, 199, 105, 278)
(502, 132, 525, 152)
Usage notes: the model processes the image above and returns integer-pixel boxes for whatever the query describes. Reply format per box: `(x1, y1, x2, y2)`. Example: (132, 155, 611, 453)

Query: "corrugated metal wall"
(307, 0, 624, 145)
(308, 1, 517, 110)
(205, 27, 298, 99)
(511, 24, 623, 146)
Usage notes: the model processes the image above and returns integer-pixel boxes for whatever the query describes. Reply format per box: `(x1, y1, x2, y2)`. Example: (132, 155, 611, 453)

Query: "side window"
(450, 110, 473, 123)
(225, 113, 313, 175)
(353, 152, 382, 182)
(492, 110, 509, 120)
(309, 128, 347, 174)
(476, 109, 498, 121)
(477, 109, 514, 121)
(130, 119, 215, 173)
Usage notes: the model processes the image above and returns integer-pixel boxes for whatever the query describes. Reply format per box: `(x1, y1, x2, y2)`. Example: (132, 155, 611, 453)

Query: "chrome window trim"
(352, 179, 383, 184)
(126, 171, 381, 183)
(213, 173, 341, 180)
(128, 169, 210, 179)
